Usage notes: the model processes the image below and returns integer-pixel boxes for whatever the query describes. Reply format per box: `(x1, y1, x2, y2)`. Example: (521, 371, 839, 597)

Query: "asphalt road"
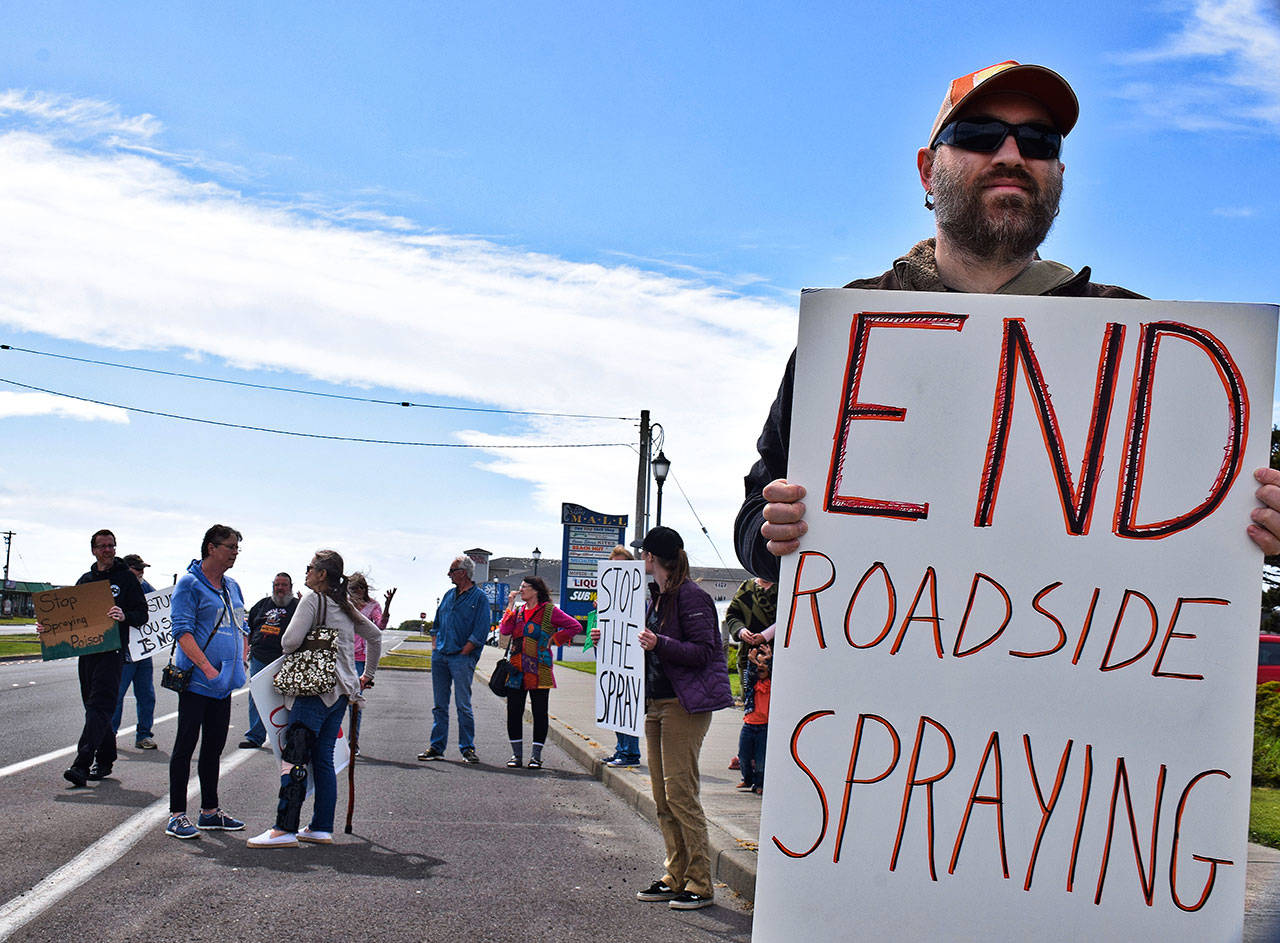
(0, 656, 754, 942)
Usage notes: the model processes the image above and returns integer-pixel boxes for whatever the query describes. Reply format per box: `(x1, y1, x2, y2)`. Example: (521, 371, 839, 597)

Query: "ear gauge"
(924, 190, 935, 211)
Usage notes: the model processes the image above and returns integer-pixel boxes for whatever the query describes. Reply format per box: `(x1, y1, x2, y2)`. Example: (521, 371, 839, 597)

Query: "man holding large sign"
(735, 61, 1280, 940)
(62, 529, 147, 788)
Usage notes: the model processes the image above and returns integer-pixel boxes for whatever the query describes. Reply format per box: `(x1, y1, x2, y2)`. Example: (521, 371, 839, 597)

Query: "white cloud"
(0, 94, 796, 573)
(0, 391, 128, 423)
(1114, 0, 1280, 133)
(1213, 205, 1258, 217)
(0, 90, 161, 142)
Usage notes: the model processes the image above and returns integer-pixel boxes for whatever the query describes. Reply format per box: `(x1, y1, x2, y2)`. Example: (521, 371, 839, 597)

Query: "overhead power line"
(0, 377, 632, 449)
(0, 344, 636, 422)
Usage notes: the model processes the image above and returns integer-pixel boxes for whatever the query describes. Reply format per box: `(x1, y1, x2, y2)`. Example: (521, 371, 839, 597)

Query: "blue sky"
(0, 0, 1275, 612)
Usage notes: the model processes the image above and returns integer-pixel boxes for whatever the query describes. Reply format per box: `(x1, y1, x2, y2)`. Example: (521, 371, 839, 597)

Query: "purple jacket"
(649, 580, 734, 714)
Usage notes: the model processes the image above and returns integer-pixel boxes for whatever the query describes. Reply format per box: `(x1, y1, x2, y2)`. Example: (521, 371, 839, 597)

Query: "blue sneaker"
(165, 814, 199, 840)
(607, 757, 640, 768)
(197, 809, 245, 831)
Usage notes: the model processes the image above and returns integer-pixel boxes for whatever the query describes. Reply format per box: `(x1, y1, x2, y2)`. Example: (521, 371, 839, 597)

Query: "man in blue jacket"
(64, 529, 148, 788)
(418, 553, 490, 764)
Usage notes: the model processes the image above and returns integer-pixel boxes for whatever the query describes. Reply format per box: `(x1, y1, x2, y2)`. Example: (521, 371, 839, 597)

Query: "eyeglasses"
(216, 543, 239, 552)
(306, 564, 317, 573)
(447, 566, 465, 575)
(934, 118, 1062, 161)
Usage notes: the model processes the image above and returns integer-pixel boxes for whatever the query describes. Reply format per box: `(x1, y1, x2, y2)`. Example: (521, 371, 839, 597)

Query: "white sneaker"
(297, 826, 333, 844)
(247, 829, 298, 848)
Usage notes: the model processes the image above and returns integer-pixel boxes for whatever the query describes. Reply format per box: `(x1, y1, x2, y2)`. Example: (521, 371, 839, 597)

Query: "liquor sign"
(559, 503, 629, 632)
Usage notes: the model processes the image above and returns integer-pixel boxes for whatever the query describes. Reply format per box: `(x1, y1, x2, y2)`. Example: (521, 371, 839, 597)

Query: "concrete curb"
(540, 705, 758, 903)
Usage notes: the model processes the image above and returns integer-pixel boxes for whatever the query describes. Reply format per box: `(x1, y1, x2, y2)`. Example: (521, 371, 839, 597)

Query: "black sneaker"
(87, 763, 112, 781)
(461, 748, 480, 765)
(506, 756, 522, 768)
(636, 880, 679, 902)
(63, 766, 88, 788)
(417, 747, 444, 761)
(238, 740, 262, 750)
(669, 890, 714, 910)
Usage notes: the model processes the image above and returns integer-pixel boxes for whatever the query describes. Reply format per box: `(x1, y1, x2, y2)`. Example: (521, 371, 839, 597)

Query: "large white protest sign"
(595, 559, 645, 737)
(753, 290, 1278, 941)
(248, 658, 350, 789)
(128, 585, 175, 662)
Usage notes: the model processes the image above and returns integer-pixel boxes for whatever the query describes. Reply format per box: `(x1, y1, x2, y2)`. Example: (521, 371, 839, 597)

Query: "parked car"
(1259, 634, 1280, 684)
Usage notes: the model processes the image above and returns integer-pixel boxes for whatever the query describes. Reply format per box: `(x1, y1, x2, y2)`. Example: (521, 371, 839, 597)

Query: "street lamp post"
(532, 547, 542, 576)
(652, 450, 671, 527)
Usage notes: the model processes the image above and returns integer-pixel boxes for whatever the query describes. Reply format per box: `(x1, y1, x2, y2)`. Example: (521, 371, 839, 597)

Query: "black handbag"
(161, 595, 228, 693)
(488, 635, 516, 697)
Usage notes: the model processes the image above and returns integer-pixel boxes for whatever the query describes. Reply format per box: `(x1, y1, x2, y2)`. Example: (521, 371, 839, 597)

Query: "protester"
(497, 576, 580, 769)
(734, 61, 1167, 579)
(598, 544, 644, 768)
(737, 642, 771, 797)
(633, 526, 733, 911)
(418, 553, 489, 764)
(723, 576, 776, 703)
(248, 549, 380, 848)
(111, 553, 158, 751)
(347, 572, 394, 749)
(240, 573, 298, 749)
(52, 530, 148, 788)
(164, 525, 247, 840)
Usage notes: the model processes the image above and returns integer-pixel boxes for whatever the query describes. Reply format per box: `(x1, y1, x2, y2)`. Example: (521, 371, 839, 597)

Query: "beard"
(272, 592, 291, 607)
(931, 157, 1063, 265)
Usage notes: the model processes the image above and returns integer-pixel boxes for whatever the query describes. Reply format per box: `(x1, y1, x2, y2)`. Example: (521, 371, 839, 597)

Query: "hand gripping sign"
(752, 290, 1278, 942)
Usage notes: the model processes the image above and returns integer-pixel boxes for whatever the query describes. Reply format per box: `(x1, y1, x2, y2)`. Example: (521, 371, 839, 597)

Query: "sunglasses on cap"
(934, 117, 1062, 160)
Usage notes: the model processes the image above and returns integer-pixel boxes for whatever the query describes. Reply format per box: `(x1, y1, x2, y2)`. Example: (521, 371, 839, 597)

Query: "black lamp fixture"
(532, 546, 542, 576)
(652, 450, 671, 526)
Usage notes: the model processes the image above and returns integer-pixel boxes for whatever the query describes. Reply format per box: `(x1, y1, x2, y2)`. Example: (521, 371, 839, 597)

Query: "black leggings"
(506, 688, 549, 743)
(169, 690, 231, 813)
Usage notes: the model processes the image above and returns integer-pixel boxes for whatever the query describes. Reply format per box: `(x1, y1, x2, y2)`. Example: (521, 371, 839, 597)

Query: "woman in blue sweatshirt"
(164, 524, 248, 840)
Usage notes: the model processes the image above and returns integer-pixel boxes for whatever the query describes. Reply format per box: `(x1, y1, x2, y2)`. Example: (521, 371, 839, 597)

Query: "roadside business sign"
(559, 502, 628, 632)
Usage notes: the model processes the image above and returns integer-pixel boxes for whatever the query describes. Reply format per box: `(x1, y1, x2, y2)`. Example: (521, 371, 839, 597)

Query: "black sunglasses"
(935, 118, 1062, 161)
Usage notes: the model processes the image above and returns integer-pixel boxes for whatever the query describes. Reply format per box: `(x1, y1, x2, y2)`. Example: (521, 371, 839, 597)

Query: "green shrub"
(1255, 682, 1280, 787)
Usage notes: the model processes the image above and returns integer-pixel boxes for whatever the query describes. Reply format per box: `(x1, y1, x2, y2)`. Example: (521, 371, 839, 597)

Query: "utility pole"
(1, 531, 13, 618)
(633, 409, 649, 552)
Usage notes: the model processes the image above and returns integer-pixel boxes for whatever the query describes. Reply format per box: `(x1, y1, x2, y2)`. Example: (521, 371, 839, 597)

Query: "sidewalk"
(475, 646, 1280, 933)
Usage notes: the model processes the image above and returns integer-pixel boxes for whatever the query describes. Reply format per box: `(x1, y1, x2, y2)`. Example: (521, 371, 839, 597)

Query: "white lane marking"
(0, 689, 248, 780)
(0, 746, 259, 941)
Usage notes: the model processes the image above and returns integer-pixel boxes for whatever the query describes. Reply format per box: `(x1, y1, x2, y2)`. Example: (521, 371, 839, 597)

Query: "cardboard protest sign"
(249, 657, 350, 791)
(127, 585, 175, 662)
(753, 290, 1278, 941)
(594, 559, 645, 737)
(35, 581, 119, 660)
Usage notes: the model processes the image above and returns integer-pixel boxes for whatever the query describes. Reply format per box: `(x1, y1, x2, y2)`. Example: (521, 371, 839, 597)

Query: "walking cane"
(344, 697, 362, 834)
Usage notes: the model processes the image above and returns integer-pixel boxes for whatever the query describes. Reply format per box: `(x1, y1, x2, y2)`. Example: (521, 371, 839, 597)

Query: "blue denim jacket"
(432, 585, 489, 655)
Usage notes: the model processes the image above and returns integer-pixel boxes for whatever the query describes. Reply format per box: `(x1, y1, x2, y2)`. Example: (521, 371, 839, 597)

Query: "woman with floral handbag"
(496, 576, 581, 769)
(248, 549, 380, 848)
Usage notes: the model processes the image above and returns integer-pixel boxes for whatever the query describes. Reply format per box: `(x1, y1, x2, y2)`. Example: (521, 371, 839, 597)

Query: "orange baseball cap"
(928, 61, 1078, 148)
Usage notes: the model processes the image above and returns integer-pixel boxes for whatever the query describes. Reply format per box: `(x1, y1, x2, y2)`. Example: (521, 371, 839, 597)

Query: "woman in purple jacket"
(633, 526, 733, 912)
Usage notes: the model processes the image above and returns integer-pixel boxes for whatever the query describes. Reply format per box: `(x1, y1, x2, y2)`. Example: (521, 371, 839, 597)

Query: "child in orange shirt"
(736, 642, 771, 796)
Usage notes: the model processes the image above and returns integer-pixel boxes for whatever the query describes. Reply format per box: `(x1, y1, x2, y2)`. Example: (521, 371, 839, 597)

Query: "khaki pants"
(645, 698, 714, 897)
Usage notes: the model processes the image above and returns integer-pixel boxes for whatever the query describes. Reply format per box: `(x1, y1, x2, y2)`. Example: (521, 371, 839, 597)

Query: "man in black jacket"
(64, 529, 148, 787)
(239, 572, 298, 748)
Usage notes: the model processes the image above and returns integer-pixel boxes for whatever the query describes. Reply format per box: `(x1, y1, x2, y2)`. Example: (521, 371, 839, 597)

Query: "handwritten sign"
(753, 290, 1279, 941)
(128, 584, 175, 661)
(35, 581, 119, 660)
(594, 559, 645, 737)
(248, 656, 350, 792)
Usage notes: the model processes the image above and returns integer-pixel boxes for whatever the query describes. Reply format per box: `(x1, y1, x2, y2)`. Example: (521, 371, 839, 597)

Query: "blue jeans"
(614, 732, 641, 763)
(278, 695, 348, 832)
(738, 722, 767, 789)
(431, 652, 478, 753)
(111, 657, 156, 741)
(244, 656, 269, 745)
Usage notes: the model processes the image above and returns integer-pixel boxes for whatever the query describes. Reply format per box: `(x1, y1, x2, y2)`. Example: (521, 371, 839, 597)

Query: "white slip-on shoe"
(297, 826, 333, 844)
(247, 829, 298, 848)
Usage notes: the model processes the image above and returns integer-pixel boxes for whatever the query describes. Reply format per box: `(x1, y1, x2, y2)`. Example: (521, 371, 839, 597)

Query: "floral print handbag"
(273, 595, 338, 698)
